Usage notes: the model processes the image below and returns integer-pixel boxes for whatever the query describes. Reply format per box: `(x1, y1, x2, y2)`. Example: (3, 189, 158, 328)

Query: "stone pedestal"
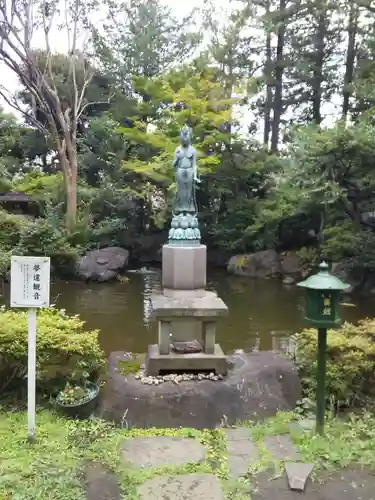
(162, 244, 207, 291)
(146, 291, 228, 376)
(146, 343, 228, 376)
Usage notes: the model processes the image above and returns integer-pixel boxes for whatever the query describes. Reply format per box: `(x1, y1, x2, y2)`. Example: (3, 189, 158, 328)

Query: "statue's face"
(180, 129, 191, 146)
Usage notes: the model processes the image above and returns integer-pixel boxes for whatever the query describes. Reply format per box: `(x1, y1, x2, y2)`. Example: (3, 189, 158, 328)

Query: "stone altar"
(145, 126, 229, 376)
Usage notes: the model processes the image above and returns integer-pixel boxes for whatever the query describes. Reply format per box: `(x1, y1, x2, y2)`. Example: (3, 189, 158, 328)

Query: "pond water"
(2, 267, 374, 355)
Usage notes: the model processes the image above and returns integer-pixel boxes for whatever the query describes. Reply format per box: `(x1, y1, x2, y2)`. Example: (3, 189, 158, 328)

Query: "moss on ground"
(0, 410, 375, 499)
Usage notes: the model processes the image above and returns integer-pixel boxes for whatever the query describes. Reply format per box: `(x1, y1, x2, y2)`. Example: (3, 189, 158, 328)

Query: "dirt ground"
(251, 468, 375, 500)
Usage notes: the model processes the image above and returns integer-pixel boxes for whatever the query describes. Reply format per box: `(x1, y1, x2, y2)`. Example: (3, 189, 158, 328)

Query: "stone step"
(137, 473, 224, 500)
(121, 436, 206, 468)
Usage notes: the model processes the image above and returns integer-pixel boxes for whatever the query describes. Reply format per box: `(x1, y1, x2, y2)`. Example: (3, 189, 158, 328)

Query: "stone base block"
(146, 343, 228, 376)
(151, 291, 228, 319)
(162, 244, 207, 290)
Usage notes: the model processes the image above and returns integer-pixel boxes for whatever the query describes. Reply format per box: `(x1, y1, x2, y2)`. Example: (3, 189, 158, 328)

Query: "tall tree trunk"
(270, 0, 286, 153)
(263, 3, 273, 148)
(58, 139, 78, 233)
(311, 7, 326, 124)
(342, 3, 359, 120)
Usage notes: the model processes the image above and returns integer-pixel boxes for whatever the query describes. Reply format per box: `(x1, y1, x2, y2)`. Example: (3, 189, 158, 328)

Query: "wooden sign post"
(10, 256, 51, 442)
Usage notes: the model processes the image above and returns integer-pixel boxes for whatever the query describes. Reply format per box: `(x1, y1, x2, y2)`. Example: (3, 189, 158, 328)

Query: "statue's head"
(180, 125, 192, 146)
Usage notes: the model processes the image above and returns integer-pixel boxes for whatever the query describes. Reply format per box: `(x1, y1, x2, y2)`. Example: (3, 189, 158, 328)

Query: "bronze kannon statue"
(172, 125, 200, 215)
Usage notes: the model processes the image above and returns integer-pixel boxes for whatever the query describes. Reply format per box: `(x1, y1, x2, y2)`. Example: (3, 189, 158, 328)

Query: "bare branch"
(0, 84, 49, 135)
(77, 92, 115, 120)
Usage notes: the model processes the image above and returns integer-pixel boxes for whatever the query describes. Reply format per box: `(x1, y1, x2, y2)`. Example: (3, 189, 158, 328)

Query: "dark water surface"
(2, 268, 374, 355)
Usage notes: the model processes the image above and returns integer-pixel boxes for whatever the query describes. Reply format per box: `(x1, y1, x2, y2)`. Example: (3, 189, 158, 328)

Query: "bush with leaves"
(0, 307, 105, 395)
(0, 209, 26, 249)
(291, 319, 375, 409)
(14, 217, 81, 276)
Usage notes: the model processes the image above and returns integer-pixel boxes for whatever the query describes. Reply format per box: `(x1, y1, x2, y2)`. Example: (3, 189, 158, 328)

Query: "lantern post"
(297, 262, 350, 435)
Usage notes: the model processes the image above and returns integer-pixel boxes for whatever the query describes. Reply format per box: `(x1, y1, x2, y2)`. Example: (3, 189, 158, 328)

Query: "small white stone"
(173, 378, 179, 385)
(147, 380, 153, 385)
(135, 374, 141, 380)
(212, 375, 219, 381)
(141, 377, 147, 384)
(198, 374, 203, 380)
(209, 372, 214, 377)
(218, 374, 224, 380)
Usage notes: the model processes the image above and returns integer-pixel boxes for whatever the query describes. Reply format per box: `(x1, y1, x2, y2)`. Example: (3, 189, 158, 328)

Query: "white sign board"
(10, 256, 50, 308)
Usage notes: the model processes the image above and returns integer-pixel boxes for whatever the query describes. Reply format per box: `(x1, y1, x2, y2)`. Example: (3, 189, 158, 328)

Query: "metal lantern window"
(297, 261, 350, 329)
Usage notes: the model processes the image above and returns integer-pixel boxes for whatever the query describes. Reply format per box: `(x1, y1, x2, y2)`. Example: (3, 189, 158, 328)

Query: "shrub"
(0, 247, 10, 281)
(0, 209, 25, 248)
(290, 319, 375, 408)
(15, 218, 81, 275)
(0, 307, 106, 395)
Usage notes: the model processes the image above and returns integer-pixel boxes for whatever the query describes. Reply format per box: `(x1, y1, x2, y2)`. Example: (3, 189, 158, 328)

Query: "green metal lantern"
(297, 262, 350, 329)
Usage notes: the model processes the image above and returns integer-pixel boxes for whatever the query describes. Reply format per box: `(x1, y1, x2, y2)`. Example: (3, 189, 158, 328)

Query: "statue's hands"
(194, 175, 201, 184)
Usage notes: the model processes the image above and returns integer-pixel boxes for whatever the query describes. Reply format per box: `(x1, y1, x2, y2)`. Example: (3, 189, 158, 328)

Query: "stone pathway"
(84, 429, 375, 499)
(118, 428, 310, 499)
(224, 427, 259, 478)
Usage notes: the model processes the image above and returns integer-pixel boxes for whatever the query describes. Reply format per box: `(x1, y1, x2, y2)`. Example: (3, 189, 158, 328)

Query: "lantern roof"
(297, 261, 350, 291)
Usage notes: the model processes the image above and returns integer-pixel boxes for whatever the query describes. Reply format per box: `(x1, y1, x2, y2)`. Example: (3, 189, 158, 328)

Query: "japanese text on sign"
(321, 294, 332, 316)
(10, 256, 50, 308)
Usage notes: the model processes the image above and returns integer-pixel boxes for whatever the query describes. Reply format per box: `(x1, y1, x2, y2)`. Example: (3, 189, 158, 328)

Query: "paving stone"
(225, 427, 252, 441)
(285, 462, 314, 491)
(263, 434, 300, 461)
(121, 436, 206, 468)
(225, 427, 260, 479)
(83, 461, 121, 500)
(137, 473, 224, 500)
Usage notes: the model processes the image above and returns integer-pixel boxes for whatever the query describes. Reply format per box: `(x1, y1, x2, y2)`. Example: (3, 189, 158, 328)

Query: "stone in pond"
(76, 247, 129, 282)
(137, 473, 224, 500)
(285, 462, 314, 491)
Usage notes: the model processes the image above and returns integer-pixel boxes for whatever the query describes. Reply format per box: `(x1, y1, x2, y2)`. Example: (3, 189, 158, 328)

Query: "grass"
(0, 409, 375, 499)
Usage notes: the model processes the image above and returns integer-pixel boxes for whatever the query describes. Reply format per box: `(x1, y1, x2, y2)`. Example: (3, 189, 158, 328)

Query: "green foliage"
(322, 223, 375, 272)
(0, 307, 105, 395)
(0, 209, 26, 248)
(291, 319, 375, 408)
(296, 246, 319, 269)
(0, 248, 10, 281)
(13, 172, 64, 203)
(14, 217, 81, 275)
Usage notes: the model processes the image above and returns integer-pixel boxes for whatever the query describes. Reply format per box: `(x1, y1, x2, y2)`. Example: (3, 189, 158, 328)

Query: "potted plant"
(55, 367, 100, 419)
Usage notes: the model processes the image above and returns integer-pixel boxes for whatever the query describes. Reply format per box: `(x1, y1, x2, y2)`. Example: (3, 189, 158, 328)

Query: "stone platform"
(146, 343, 228, 376)
(99, 350, 301, 429)
(150, 290, 228, 349)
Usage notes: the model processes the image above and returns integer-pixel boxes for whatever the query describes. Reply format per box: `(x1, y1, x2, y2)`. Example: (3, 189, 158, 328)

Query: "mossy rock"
(115, 353, 145, 376)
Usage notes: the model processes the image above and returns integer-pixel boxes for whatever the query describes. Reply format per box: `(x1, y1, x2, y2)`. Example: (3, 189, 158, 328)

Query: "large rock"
(227, 250, 281, 278)
(98, 350, 301, 429)
(77, 247, 129, 282)
(280, 251, 304, 278)
(331, 261, 362, 294)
